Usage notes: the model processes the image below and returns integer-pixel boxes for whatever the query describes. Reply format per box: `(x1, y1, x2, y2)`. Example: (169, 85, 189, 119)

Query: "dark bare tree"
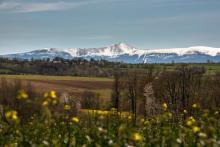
(111, 70, 121, 111)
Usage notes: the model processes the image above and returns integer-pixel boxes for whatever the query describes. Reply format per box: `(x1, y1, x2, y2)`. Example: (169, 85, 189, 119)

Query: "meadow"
(1, 63, 220, 146)
(1, 90, 220, 146)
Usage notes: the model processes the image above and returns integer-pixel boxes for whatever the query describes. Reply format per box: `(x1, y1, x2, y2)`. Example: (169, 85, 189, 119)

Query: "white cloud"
(0, 0, 105, 13)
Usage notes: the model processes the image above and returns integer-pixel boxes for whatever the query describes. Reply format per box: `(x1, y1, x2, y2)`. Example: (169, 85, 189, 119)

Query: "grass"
(153, 63, 220, 75)
(1, 90, 220, 146)
(0, 69, 13, 73)
(1, 80, 220, 146)
(0, 74, 113, 82)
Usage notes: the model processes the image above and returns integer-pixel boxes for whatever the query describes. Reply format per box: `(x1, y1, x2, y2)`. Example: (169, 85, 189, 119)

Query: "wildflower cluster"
(17, 90, 28, 100)
(5, 110, 19, 124)
(186, 116, 196, 127)
(1, 91, 220, 146)
(42, 91, 59, 107)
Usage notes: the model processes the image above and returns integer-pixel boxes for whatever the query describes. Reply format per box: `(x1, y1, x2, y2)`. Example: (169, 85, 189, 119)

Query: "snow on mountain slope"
(142, 46, 220, 56)
(2, 42, 220, 63)
(65, 43, 220, 57)
(65, 42, 138, 57)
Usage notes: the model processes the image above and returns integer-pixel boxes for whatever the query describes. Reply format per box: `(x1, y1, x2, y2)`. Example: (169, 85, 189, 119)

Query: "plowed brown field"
(0, 75, 113, 99)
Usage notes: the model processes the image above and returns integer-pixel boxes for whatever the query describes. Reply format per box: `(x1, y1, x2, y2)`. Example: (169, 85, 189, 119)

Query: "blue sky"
(0, 0, 220, 54)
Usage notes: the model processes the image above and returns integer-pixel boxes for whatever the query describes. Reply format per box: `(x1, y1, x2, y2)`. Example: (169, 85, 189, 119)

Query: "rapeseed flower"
(64, 104, 71, 110)
(192, 126, 200, 133)
(192, 103, 200, 109)
(42, 101, 49, 107)
(17, 90, 28, 100)
(162, 102, 168, 111)
(128, 115, 132, 120)
(5, 110, 19, 123)
(43, 91, 59, 106)
(186, 116, 196, 126)
(44, 91, 57, 99)
(72, 117, 79, 123)
(130, 133, 142, 142)
(50, 91, 57, 99)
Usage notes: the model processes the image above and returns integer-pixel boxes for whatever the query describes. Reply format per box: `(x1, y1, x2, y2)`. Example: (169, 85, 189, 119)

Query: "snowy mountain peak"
(104, 42, 137, 56)
(115, 42, 134, 50)
(47, 48, 64, 52)
(2, 43, 220, 63)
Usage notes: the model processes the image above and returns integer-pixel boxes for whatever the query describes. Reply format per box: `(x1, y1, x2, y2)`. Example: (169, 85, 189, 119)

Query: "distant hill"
(2, 42, 220, 63)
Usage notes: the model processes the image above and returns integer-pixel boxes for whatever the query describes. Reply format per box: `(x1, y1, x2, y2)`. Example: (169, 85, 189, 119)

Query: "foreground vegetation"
(2, 61, 220, 146)
(1, 90, 220, 146)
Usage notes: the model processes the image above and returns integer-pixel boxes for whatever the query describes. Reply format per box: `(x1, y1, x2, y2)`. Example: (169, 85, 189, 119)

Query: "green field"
(0, 68, 13, 74)
(153, 63, 220, 75)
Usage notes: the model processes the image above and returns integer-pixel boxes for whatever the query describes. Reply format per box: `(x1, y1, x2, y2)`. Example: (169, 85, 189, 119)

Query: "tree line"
(111, 64, 220, 122)
(0, 57, 150, 77)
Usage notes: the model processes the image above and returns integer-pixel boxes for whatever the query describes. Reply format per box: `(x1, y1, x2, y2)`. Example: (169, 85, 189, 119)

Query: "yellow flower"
(44, 91, 57, 99)
(186, 116, 196, 126)
(64, 105, 71, 110)
(128, 115, 132, 120)
(17, 90, 28, 100)
(186, 120, 193, 126)
(52, 100, 58, 105)
(140, 118, 145, 123)
(5, 110, 19, 123)
(192, 126, 200, 133)
(183, 109, 187, 114)
(42, 101, 49, 107)
(162, 102, 168, 111)
(50, 91, 57, 99)
(168, 112, 172, 118)
(192, 103, 200, 109)
(72, 117, 79, 123)
(131, 133, 142, 142)
(44, 92, 49, 98)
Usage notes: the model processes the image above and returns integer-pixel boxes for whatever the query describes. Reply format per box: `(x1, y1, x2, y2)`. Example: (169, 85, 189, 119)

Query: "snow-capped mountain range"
(2, 42, 220, 63)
